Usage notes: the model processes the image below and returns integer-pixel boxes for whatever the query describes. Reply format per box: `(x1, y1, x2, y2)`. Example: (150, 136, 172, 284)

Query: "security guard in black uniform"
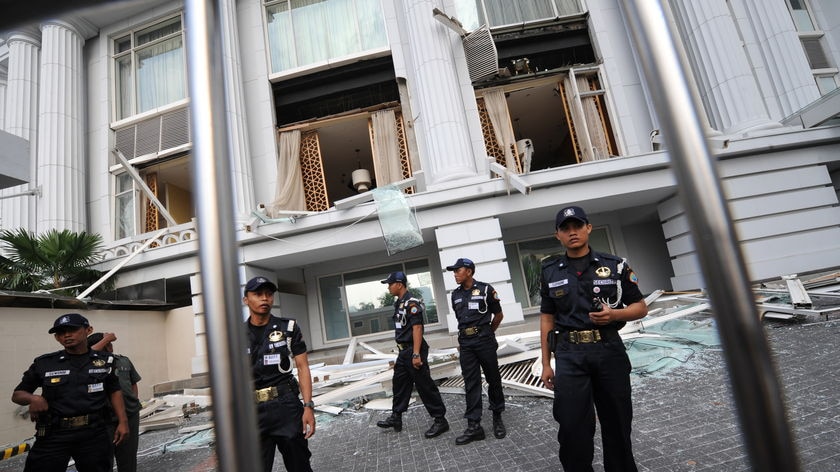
(446, 258, 506, 445)
(538, 206, 648, 472)
(12, 313, 129, 472)
(243, 276, 315, 472)
(376, 271, 449, 438)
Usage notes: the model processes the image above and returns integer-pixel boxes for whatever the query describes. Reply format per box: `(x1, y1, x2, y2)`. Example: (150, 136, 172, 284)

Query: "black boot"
(376, 412, 402, 432)
(455, 420, 485, 445)
(492, 412, 506, 439)
(424, 417, 449, 438)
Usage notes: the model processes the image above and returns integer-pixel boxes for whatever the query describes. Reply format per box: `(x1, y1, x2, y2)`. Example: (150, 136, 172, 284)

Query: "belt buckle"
(64, 415, 88, 428)
(255, 388, 270, 403)
(464, 326, 478, 336)
(578, 330, 595, 343)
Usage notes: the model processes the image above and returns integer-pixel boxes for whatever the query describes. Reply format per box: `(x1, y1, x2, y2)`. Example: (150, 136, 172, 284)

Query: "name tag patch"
(593, 279, 617, 286)
(88, 368, 109, 374)
(268, 341, 287, 350)
(88, 383, 104, 393)
(46, 370, 70, 377)
(548, 279, 568, 288)
(263, 354, 281, 366)
(468, 302, 480, 310)
(395, 322, 402, 329)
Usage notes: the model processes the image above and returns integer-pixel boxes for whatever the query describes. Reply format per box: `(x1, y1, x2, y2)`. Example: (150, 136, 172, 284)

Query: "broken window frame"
(273, 107, 414, 213)
(475, 67, 620, 173)
(110, 152, 195, 239)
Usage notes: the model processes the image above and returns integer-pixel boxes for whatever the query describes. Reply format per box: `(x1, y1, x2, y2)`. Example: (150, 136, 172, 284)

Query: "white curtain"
(266, 0, 388, 73)
(136, 36, 186, 114)
(483, 89, 519, 173)
(564, 75, 610, 162)
(370, 110, 404, 186)
(269, 130, 307, 214)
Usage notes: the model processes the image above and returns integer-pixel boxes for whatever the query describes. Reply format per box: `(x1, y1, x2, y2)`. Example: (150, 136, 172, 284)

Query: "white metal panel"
(729, 186, 838, 220)
(721, 166, 830, 199)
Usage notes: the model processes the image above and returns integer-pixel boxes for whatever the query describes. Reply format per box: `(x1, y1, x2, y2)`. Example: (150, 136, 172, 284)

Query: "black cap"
(244, 276, 277, 295)
(87, 332, 105, 348)
(555, 206, 589, 228)
(446, 258, 476, 271)
(381, 271, 408, 285)
(49, 313, 90, 333)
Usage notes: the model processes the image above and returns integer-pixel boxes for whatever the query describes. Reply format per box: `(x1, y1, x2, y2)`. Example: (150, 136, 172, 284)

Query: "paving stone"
(2, 318, 837, 471)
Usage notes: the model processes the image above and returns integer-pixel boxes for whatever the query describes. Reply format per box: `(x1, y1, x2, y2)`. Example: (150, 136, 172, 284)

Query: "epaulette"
(34, 350, 63, 361)
(541, 255, 563, 269)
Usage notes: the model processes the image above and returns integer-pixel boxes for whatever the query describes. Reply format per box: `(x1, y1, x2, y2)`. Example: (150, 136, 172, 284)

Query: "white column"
(0, 64, 7, 131)
(731, 0, 820, 118)
(435, 217, 524, 333)
(35, 20, 87, 232)
(669, 0, 777, 134)
(1, 28, 40, 231)
(394, 0, 478, 186)
(221, 0, 255, 221)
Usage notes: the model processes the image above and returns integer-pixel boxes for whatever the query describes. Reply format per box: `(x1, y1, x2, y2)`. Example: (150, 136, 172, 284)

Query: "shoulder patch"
(628, 270, 639, 284)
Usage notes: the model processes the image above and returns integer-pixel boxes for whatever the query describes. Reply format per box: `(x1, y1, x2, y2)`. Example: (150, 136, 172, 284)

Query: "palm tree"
(0, 228, 112, 296)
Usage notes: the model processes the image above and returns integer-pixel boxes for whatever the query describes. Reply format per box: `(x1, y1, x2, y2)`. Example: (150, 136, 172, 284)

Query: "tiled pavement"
(2, 318, 838, 471)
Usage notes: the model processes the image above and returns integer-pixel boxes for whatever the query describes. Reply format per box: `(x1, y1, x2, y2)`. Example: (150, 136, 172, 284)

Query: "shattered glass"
(372, 185, 423, 256)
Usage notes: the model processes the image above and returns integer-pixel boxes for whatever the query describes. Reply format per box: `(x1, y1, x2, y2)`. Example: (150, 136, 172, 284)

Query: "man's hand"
(541, 365, 555, 389)
(27, 395, 49, 422)
(113, 420, 129, 445)
(589, 305, 613, 325)
(412, 356, 422, 370)
(301, 406, 316, 439)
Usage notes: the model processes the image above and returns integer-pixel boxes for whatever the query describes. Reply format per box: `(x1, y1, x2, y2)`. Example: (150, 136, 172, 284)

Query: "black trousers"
(552, 338, 637, 472)
(458, 333, 504, 421)
(258, 392, 313, 472)
(391, 343, 446, 418)
(24, 425, 112, 472)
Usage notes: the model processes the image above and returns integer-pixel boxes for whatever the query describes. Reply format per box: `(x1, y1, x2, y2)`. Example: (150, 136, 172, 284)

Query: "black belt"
(254, 382, 294, 404)
(459, 325, 488, 337)
(555, 328, 620, 344)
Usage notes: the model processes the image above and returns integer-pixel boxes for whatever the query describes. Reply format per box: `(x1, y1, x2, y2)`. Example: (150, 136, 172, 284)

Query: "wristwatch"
(412, 353, 421, 359)
(302, 400, 315, 408)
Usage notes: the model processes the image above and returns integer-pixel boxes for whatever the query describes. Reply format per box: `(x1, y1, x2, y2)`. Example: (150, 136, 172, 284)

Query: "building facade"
(1, 0, 839, 376)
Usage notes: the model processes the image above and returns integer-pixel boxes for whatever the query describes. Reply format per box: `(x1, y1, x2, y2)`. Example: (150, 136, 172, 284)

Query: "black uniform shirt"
(539, 249, 644, 330)
(450, 280, 502, 330)
(14, 349, 120, 418)
(247, 315, 307, 389)
(393, 292, 424, 344)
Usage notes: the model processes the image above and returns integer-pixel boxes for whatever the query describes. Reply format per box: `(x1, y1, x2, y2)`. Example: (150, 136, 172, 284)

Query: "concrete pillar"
(394, 0, 478, 186)
(669, 0, 777, 134)
(1, 28, 40, 231)
(435, 217, 524, 333)
(36, 20, 87, 232)
(731, 0, 820, 119)
(0, 64, 7, 131)
(220, 0, 255, 221)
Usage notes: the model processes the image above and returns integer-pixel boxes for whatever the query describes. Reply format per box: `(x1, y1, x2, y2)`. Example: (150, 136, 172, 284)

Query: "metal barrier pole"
(183, 0, 262, 470)
(618, 1, 800, 470)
